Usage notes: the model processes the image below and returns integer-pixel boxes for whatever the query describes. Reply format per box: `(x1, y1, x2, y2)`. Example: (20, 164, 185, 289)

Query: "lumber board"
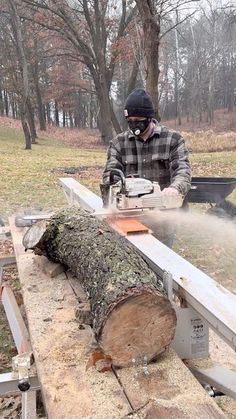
(9, 217, 226, 418)
(33, 255, 64, 278)
(115, 351, 225, 418)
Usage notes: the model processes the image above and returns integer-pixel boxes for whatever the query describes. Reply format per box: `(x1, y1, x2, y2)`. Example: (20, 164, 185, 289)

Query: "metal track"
(59, 177, 236, 351)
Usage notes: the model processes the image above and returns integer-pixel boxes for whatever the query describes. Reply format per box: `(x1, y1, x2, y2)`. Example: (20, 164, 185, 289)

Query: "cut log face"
(29, 207, 177, 367)
(101, 291, 176, 367)
(23, 220, 47, 251)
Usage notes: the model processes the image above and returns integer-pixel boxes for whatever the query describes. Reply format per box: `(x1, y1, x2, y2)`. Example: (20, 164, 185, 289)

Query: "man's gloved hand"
(161, 187, 183, 209)
(100, 180, 121, 207)
(161, 187, 181, 196)
(100, 183, 110, 207)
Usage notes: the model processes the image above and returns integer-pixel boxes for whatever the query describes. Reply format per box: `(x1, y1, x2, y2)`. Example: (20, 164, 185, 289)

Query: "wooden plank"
(9, 218, 131, 419)
(34, 255, 64, 278)
(67, 273, 93, 325)
(63, 276, 226, 416)
(115, 350, 226, 418)
(107, 217, 150, 235)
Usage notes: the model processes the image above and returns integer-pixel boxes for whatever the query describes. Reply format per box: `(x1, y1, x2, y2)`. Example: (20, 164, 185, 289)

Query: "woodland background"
(0, 0, 235, 148)
(1, 2, 236, 417)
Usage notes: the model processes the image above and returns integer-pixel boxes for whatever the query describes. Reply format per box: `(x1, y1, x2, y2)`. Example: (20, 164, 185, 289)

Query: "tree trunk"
(62, 105, 66, 128)
(34, 72, 46, 130)
(24, 207, 176, 367)
(21, 111, 31, 150)
(135, 1, 160, 121)
(96, 80, 114, 144)
(127, 59, 139, 96)
(11, 94, 16, 119)
(45, 103, 51, 124)
(55, 100, 59, 126)
(8, 0, 32, 149)
(68, 110, 74, 128)
(0, 83, 4, 116)
(4, 90, 9, 116)
(31, 41, 46, 131)
(174, 13, 181, 126)
(26, 98, 37, 142)
(227, 53, 235, 112)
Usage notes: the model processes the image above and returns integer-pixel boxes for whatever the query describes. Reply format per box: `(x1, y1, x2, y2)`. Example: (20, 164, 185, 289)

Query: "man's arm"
(102, 140, 124, 184)
(167, 134, 191, 196)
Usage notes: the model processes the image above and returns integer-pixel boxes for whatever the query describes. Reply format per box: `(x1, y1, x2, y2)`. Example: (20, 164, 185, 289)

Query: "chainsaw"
(100, 169, 183, 215)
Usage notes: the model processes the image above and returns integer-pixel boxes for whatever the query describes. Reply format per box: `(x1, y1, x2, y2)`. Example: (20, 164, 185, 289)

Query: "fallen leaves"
(0, 395, 21, 419)
(0, 240, 14, 255)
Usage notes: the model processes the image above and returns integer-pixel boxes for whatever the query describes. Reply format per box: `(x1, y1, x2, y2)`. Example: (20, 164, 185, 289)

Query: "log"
(11, 218, 226, 418)
(24, 207, 177, 367)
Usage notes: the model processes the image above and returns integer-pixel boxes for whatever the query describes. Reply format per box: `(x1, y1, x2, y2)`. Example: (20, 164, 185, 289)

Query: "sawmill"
(0, 176, 236, 418)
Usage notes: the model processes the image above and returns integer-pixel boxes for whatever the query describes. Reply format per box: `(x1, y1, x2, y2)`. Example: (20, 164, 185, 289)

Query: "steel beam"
(191, 365, 236, 399)
(0, 255, 16, 267)
(59, 178, 236, 351)
(59, 177, 103, 212)
(1, 286, 31, 353)
(0, 372, 40, 396)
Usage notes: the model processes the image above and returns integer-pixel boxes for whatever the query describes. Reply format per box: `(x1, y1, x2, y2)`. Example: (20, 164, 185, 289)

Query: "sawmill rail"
(59, 177, 236, 351)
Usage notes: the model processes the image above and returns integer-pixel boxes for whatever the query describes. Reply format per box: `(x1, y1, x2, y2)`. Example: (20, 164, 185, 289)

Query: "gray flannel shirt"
(102, 120, 191, 196)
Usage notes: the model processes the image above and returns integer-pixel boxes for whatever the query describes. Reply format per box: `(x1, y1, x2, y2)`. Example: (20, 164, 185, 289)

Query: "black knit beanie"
(124, 88, 154, 118)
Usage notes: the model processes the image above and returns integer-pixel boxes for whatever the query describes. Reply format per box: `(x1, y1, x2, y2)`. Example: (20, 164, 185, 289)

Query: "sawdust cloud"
(142, 207, 236, 292)
(143, 208, 236, 245)
(144, 208, 236, 376)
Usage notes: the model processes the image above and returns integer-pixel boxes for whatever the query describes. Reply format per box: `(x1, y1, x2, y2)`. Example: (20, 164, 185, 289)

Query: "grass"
(184, 130, 236, 153)
(0, 126, 106, 218)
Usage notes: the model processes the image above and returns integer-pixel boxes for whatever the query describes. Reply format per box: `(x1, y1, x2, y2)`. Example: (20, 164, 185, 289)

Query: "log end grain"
(100, 291, 176, 367)
(23, 221, 48, 251)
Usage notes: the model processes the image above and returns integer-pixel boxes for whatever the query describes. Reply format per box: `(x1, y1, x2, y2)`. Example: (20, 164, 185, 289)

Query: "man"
(102, 88, 191, 246)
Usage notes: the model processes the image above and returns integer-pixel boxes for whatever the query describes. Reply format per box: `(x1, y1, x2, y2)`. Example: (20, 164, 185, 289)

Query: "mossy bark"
(33, 207, 177, 366)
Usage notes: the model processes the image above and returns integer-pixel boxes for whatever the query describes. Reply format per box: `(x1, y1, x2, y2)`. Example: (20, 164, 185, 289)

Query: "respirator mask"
(128, 118, 150, 136)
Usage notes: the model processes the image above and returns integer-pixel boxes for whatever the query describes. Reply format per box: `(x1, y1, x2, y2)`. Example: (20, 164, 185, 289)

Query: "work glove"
(161, 187, 180, 196)
(100, 183, 110, 207)
(100, 180, 121, 208)
(161, 187, 183, 209)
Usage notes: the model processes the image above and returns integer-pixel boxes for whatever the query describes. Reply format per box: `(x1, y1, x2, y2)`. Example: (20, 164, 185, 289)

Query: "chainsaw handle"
(109, 169, 126, 193)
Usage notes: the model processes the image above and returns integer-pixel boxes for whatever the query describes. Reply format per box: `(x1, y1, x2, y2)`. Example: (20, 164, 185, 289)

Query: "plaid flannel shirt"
(102, 120, 191, 196)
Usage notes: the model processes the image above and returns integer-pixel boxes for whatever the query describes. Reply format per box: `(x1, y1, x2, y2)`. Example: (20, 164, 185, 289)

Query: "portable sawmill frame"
(59, 178, 236, 395)
(0, 177, 236, 419)
(0, 255, 40, 419)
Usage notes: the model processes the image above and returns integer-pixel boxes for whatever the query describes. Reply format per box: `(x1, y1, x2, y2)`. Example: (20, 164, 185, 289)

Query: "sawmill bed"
(4, 217, 227, 418)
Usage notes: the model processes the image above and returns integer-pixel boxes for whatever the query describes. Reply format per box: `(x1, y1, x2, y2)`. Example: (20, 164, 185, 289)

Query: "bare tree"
(134, 0, 160, 119)
(8, 0, 32, 149)
(20, 0, 136, 144)
(134, 0, 200, 120)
